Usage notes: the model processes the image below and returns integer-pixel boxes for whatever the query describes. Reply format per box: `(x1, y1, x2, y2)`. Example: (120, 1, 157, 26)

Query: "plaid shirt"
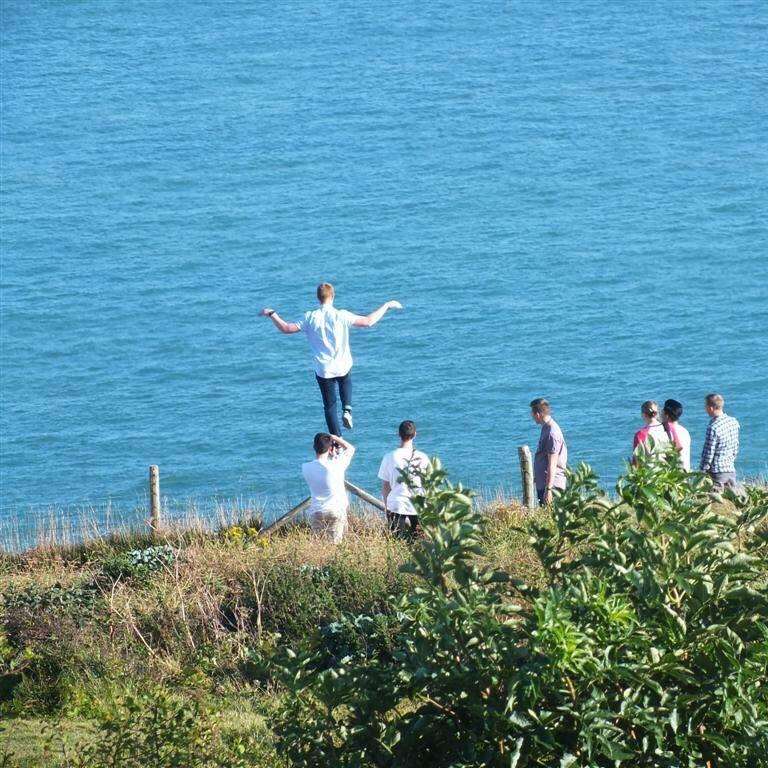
(699, 413, 740, 473)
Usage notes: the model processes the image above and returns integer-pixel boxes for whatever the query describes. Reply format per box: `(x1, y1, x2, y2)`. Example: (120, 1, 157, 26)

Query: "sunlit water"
(2, 1, 767, 537)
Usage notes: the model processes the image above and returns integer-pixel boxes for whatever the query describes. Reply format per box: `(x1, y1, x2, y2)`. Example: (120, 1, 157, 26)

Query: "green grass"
(0, 502, 537, 766)
(1, 707, 280, 768)
(1, 717, 90, 767)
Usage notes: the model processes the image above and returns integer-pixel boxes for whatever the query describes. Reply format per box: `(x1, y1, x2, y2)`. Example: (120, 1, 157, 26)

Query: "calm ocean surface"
(2, 1, 767, 536)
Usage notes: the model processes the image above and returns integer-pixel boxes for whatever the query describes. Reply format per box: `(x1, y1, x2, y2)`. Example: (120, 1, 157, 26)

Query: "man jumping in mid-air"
(261, 283, 402, 435)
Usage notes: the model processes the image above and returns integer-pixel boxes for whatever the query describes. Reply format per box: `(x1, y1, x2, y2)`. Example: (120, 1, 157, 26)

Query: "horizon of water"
(2, 1, 767, 537)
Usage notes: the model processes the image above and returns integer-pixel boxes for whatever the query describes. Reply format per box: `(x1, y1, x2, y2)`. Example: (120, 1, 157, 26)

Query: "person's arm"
(260, 308, 301, 334)
(350, 300, 403, 328)
(699, 424, 716, 472)
(381, 481, 392, 508)
(543, 452, 559, 505)
(332, 434, 356, 462)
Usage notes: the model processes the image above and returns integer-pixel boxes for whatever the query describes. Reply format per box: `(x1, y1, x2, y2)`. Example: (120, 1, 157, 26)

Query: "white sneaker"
(342, 409, 353, 429)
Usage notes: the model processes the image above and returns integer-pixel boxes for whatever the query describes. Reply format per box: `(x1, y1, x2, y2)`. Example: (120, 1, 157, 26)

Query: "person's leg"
(338, 373, 353, 429)
(310, 511, 346, 543)
(330, 513, 347, 544)
(387, 512, 417, 540)
(387, 512, 406, 537)
(537, 488, 546, 506)
(316, 375, 342, 436)
(406, 515, 419, 540)
(710, 471, 736, 489)
(310, 511, 328, 537)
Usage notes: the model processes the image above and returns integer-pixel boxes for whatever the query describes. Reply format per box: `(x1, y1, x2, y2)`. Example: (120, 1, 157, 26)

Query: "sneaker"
(342, 409, 353, 430)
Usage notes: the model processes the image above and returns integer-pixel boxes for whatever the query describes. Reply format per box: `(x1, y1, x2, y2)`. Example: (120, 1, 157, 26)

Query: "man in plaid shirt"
(699, 393, 740, 488)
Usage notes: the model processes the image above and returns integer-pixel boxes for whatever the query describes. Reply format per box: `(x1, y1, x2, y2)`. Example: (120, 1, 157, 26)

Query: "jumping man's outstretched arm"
(260, 308, 301, 334)
(351, 300, 403, 328)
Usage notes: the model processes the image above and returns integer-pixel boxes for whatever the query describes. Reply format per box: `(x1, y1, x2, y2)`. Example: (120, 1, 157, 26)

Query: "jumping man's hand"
(388, 300, 403, 310)
(261, 308, 301, 334)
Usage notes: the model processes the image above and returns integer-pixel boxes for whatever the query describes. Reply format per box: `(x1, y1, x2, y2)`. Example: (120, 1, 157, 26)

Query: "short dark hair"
(705, 393, 724, 409)
(663, 399, 683, 422)
(313, 432, 333, 455)
(398, 420, 416, 440)
(529, 398, 551, 416)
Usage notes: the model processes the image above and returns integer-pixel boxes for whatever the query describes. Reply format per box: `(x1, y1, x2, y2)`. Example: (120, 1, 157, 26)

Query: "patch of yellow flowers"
(221, 525, 268, 547)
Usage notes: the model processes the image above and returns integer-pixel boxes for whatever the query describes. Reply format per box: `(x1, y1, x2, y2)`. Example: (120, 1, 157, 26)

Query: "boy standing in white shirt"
(261, 283, 402, 435)
(378, 420, 430, 538)
(302, 432, 356, 544)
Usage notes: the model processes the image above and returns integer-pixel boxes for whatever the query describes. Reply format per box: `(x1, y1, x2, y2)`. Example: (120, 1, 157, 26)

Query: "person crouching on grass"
(378, 420, 430, 538)
(530, 398, 568, 506)
(302, 432, 355, 544)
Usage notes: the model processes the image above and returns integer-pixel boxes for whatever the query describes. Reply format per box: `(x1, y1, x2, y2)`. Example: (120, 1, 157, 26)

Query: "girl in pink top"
(632, 400, 671, 462)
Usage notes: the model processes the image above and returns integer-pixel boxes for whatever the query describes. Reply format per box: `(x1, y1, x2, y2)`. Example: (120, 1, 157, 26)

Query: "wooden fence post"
(518, 445, 535, 509)
(149, 465, 161, 531)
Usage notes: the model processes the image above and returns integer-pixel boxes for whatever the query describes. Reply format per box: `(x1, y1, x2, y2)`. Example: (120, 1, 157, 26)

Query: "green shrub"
(1, 583, 101, 714)
(1, 583, 98, 615)
(61, 687, 270, 768)
(100, 544, 176, 581)
(247, 557, 407, 643)
(275, 454, 768, 767)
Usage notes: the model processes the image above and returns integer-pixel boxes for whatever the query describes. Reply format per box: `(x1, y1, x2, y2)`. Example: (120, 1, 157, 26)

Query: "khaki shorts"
(310, 511, 347, 544)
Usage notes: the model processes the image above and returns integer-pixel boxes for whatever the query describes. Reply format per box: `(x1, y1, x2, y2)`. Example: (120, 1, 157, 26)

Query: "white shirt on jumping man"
(296, 304, 356, 379)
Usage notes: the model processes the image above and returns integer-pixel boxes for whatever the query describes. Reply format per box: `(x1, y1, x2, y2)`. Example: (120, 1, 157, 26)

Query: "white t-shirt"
(377, 446, 430, 516)
(296, 305, 356, 379)
(672, 423, 692, 471)
(302, 451, 351, 516)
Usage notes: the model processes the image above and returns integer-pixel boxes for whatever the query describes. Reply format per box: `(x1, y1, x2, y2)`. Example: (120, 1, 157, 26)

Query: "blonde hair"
(705, 393, 725, 409)
(641, 400, 659, 418)
(316, 283, 335, 303)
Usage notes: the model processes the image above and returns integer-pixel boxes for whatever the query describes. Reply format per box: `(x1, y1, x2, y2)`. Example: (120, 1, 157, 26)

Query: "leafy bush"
(58, 687, 270, 768)
(250, 558, 407, 642)
(1, 582, 98, 615)
(100, 544, 176, 581)
(1, 582, 102, 713)
(275, 454, 768, 767)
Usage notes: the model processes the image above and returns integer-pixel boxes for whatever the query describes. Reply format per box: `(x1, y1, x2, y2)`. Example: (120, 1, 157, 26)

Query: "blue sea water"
(2, 1, 767, 533)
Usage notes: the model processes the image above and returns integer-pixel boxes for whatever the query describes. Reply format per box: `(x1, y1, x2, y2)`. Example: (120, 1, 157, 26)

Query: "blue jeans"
(316, 373, 352, 436)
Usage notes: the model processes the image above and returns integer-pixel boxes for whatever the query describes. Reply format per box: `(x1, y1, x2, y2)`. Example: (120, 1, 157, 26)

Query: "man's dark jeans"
(316, 373, 352, 436)
(387, 511, 419, 540)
